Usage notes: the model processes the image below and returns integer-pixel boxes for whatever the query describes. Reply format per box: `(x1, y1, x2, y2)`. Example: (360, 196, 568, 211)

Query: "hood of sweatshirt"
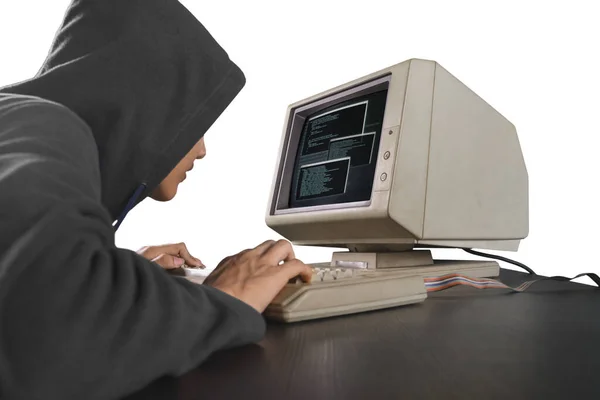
(1, 0, 246, 222)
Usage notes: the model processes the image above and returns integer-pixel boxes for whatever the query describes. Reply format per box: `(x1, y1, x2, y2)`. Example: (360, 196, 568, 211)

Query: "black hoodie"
(0, 1, 265, 399)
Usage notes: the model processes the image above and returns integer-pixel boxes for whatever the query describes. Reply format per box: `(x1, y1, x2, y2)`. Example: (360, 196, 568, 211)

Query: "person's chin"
(150, 187, 178, 202)
(163, 188, 178, 201)
(162, 193, 177, 201)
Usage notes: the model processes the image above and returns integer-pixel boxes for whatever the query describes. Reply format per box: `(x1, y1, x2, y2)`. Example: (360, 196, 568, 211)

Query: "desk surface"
(125, 269, 600, 400)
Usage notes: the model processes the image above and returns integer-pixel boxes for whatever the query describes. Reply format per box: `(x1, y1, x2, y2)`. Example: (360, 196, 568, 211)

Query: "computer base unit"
(330, 250, 500, 278)
(360, 259, 500, 279)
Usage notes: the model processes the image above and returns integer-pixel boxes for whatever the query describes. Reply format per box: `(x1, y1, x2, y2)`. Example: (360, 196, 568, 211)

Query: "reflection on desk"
(124, 269, 600, 400)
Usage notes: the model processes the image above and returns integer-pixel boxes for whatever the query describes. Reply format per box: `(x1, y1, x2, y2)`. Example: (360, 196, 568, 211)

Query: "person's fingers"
(174, 243, 204, 269)
(252, 240, 277, 256)
(263, 240, 296, 265)
(277, 259, 313, 282)
(152, 254, 185, 270)
(143, 243, 203, 268)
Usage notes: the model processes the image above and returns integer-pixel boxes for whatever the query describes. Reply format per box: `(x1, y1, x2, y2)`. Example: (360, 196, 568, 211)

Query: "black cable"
(545, 273, 600, 287)
(462, 248, 536, 275)
(462, 248, 600, 288)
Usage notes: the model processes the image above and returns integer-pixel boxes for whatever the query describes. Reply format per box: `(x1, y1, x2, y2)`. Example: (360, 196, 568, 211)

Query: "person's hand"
(137, 243, 205, 270)
(203, 240, 313, 313)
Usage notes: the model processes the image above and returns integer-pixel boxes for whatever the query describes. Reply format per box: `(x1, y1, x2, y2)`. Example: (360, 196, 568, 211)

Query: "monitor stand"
(329, 250, 500, 278)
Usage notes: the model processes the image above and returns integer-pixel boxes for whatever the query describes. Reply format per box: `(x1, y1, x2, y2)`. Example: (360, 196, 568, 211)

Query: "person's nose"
(196, 142, 206, 159)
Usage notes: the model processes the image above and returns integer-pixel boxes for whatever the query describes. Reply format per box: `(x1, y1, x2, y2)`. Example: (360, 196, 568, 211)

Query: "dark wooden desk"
(125, 269, 600, 399)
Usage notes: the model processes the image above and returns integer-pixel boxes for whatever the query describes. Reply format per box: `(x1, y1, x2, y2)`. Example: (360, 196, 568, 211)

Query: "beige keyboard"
(291, 263, 355, 283)
(265, 264, 427, 323)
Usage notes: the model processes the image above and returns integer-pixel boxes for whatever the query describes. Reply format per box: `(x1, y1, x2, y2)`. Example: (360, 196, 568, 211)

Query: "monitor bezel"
(272, 74, 391, 215)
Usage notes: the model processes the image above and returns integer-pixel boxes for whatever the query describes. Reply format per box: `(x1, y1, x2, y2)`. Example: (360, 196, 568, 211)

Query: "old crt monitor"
(263, 59, 528, 322)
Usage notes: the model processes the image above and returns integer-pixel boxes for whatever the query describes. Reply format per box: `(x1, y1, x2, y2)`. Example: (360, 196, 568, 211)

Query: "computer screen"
(289, 89, 388, 209)
(267, 59, 528, 253)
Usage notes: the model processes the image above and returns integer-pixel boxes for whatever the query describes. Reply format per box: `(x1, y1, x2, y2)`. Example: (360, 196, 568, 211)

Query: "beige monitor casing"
(265, 59, 528, 252)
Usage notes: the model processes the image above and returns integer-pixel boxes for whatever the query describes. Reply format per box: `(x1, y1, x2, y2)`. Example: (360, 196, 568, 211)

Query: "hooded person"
(0, 1, 312, 399)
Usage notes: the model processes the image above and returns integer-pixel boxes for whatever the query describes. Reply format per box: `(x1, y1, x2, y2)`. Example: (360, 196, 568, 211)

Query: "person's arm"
(0, 98, 265, 400)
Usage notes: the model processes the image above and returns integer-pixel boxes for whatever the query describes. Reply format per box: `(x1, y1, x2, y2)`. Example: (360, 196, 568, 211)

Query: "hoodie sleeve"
(0, 97, 266, 400)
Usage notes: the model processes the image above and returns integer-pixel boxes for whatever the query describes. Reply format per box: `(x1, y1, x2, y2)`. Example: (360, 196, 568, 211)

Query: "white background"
(1, 0, 598, 284)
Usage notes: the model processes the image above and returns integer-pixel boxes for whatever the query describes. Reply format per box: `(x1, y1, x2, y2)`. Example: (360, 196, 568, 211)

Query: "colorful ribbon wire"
(424, 273, 600, 293)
